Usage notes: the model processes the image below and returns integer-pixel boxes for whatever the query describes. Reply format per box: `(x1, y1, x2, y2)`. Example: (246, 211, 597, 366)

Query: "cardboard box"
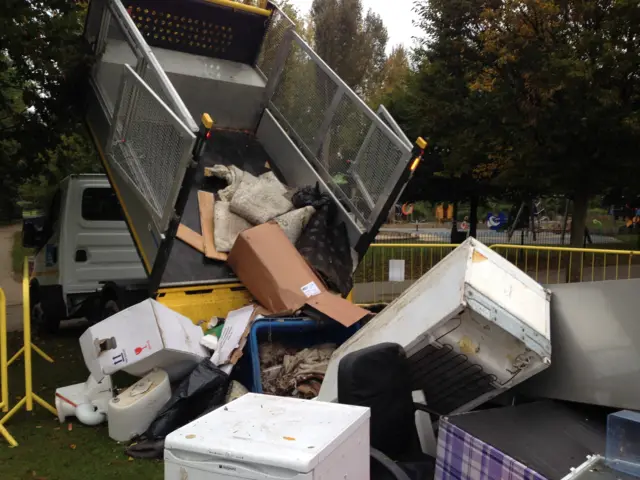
(227, 223, 370, 327)
(80, 299, 207, 382)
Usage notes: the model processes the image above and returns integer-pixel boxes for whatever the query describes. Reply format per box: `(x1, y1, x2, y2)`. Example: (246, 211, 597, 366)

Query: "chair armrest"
(370, 447, 412, 480)
(413, 402, 439, 417)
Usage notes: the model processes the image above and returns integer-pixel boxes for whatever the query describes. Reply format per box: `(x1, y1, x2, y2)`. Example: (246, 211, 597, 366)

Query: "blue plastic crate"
(233, 318, 360, 394)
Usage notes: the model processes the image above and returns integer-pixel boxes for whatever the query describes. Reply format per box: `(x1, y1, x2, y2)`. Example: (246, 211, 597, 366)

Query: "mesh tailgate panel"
(109, 67, 194, 230)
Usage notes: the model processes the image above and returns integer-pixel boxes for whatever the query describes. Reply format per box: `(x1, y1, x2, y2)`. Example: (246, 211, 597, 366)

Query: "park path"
(0, 224, 25, 331)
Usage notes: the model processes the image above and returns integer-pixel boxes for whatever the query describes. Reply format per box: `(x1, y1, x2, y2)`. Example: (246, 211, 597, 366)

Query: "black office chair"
(338, 342, 437, 480)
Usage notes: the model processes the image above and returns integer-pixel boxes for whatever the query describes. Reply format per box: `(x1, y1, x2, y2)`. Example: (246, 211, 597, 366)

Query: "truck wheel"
(31, 301, 61, 335)
(100, 299, 120, 321)
(30, 282, 64, 335)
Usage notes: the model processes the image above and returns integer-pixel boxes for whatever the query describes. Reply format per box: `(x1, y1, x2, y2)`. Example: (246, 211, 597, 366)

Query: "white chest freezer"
(164, 393, 370, 480)
(319, 237, 552, 415)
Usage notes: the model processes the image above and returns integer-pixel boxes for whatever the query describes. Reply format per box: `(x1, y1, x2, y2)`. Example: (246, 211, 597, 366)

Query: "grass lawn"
(0, 326, 163, 480)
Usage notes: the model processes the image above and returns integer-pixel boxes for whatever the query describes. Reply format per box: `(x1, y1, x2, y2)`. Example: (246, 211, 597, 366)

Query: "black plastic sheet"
(127, 360, 229, 459)
(146, 360, 229, 440)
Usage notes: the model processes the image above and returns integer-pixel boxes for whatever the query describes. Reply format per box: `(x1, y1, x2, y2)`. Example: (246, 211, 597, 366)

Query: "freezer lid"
(165, 393, 370, 473)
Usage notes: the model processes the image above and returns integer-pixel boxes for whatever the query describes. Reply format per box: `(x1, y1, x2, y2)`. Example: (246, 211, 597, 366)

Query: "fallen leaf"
(128, 457, 134, 462)
(283, 436, 296, 441)
(69, 444, 77, 450)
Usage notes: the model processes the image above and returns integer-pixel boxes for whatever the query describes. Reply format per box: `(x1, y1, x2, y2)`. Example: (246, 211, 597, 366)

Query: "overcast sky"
(287, 0, 423, 53)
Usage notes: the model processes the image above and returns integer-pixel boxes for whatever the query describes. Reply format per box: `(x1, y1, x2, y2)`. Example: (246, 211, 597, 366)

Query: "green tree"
(0, 0, 97, 217)
(368, 45, 411, 109)
(310, 0, 388, 96)
(394, 0, 640, 245)
(388, 0, 503, 238)
(19, 130, 101, 208)
(471, 0, 640, 248)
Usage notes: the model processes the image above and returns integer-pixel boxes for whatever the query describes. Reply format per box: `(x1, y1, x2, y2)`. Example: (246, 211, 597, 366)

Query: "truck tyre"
(30, 283, 62, 335)
(100, 299, 121, 321)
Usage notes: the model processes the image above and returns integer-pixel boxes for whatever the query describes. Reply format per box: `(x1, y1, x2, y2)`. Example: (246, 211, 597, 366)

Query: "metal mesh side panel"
(270, 45, 406, 223)
(109, 72, 193, 229)
(256, 7, 294, 79)
(140, 65, 174, 116)
(350, 125, 406, 210)
(271, 42, 338, 153)
(266, 33, 411, 228)
(318, 95, 375, 221)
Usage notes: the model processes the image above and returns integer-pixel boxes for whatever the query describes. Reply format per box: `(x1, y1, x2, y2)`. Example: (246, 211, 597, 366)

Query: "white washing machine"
(164, 393, 370, 480)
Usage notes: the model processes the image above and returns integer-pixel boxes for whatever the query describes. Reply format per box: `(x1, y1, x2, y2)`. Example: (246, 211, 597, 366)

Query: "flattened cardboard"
(228, 223, 369, 327)
(197, 190, 228, 261)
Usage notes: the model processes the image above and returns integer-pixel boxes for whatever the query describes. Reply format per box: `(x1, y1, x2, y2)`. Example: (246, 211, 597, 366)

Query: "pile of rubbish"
(259, 342, 336, 398)
(176, 165, 354, 296)
(57, 237, 640, 480)
(58, 212, 370, 458)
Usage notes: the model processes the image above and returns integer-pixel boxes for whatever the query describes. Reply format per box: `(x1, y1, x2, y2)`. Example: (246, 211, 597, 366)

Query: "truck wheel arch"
(98, 283, 147, 321)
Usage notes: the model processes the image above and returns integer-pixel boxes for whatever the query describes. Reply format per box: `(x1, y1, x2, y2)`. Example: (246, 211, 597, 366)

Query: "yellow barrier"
(0, 288, 16, 447)
(353, 244, 459, 303)
(0, 258, 57, 446)
(488, 244, 640, 284)
(353, 243, 640, 303)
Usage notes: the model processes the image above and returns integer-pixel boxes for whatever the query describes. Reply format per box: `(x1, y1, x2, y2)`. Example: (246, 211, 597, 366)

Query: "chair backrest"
(337, 342, 423, 460)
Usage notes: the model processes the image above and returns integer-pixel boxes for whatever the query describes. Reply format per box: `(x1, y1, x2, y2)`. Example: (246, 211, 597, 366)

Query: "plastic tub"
(233, 318, 360, 394)
(606, 410, 640, 477)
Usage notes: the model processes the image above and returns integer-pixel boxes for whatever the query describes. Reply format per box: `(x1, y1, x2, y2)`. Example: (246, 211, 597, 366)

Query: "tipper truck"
(25, 0, 426, 329)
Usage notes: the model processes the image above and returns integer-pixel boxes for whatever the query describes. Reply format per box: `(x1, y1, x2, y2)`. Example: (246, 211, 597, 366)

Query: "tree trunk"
(568, 191, 589, 282)
(469, 195, 479, 238)
(560, 198, 570, 245)
(450, 202, 458, 243)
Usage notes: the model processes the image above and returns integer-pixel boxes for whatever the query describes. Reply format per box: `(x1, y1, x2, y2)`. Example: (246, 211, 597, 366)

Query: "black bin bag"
(292, 184, 353, 297)
(127, 360, 229, 459)
(147, 360, 229, 439)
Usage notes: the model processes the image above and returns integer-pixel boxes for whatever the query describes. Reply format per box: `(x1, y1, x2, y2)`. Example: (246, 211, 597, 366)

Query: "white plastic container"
(108, 368, 171, 442)
(319, 237, 552, 415)
(164, 393, 370, 480)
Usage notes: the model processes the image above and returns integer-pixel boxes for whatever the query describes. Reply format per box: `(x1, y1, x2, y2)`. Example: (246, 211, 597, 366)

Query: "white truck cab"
(24, 174, 146, 332)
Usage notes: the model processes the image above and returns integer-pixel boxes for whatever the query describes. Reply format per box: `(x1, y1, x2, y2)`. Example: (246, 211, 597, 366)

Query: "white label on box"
(301, 281, 321, 298)
(389, 260, 406, 282)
